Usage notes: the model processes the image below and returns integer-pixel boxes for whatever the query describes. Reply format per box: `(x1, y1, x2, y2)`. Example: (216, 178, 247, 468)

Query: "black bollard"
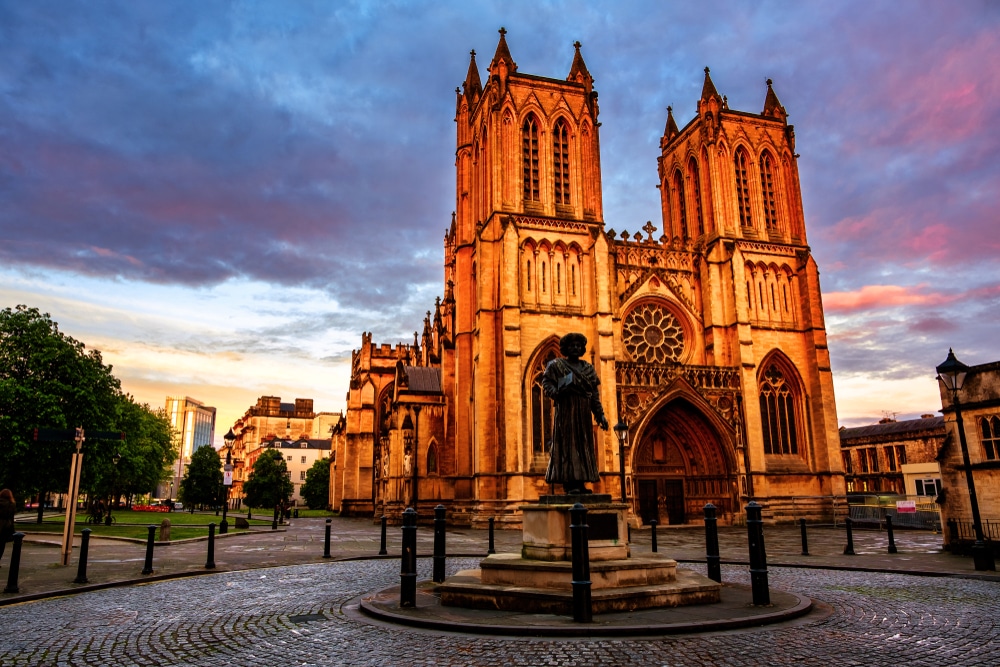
(487, 516, 496, 555)
(745, 501, 770, 605)
(570, 503, 592, 623)
(433, 505, 446, 583)
(650, 519, 658, 553)
(947, 518, 958, 548)
(3, 533, 25, 593)
(399, 507, 417, 607)
(704, 503, 721, 583)
(324, 518, 332, 558)
(141, 525, 156, 574)
(379, 515, 388, 556)
(205, 523, 216, 569)
(248, 507, 252, 520)
(799, 518, 810, 556)
(886, 514, 898, 554)
(74, 528, 92, 584)
(843, 516, 856, 555)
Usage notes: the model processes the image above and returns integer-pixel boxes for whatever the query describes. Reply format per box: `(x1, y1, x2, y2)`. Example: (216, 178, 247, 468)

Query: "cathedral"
(331, 30, 845, 526)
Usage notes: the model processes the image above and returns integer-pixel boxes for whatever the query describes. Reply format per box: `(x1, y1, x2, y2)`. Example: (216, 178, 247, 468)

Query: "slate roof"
(402, 366, 442, 394)
(840, 416, 945, 444)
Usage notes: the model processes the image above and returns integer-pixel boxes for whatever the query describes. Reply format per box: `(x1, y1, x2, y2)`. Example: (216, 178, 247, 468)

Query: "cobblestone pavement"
(2, 559, 998, 666)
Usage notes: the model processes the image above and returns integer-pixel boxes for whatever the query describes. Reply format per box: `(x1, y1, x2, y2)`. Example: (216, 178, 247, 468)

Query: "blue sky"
(1, 1, 998, 439)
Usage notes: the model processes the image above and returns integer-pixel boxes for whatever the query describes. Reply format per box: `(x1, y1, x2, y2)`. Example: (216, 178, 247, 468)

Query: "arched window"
(688, 157, 704, 237)
(553, 119, 570, 205)
(571, 263, 577, 296)
(980, 415, 1000, 460)
(760, 151, 778, 230)
(530, 347, 559, 459)
(541, 261, 547, 292)
(734, 148, 753, 227)
(759, 362, 799, 455)
(526, 260, 532, 291)
(426, 443, 438, 474)
(522, 115, 540, 202)
(673, 170, 688, 239)
(556, 262, 562, 294)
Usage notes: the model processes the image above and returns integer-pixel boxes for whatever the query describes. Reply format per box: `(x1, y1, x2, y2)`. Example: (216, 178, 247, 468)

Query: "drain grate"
(288, 613, 328, 624)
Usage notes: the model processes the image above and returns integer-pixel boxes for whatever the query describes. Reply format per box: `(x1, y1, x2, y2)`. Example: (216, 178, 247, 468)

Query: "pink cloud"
(824, 284, 954, 314)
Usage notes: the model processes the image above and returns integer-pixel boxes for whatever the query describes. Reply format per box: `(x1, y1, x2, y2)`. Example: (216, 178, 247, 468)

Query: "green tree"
(243, 448, 293, 510)
(179, 445, 223, 510)
(0, 306, 122, 503)
(112, 399, 176, 504)
(300, 457, 330, 509)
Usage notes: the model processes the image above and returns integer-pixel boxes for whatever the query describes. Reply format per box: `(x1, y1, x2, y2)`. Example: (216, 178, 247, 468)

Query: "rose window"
(623, 303, 684, 364)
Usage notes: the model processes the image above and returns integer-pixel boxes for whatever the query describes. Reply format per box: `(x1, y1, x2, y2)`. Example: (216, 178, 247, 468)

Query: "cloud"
(824, 284, 954, 314)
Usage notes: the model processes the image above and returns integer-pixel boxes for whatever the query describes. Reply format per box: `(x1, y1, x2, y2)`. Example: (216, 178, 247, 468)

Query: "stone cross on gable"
(642, 221, 657, 241)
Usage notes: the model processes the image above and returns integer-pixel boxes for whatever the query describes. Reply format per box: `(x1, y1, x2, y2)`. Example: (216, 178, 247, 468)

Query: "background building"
(161, 396, 217, 500)
(839, 416, 945, 495)
(333, 32, 845, 526)
(262, 437, 330, 506)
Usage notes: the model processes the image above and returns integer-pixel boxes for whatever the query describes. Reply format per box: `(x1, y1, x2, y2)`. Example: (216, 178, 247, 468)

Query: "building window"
(426, 443, 438, 475)
(980, 415, 1000, 460)
(522, 115, 540, 202)
(842, 451, 853, 474)
(673, 170, 688, 239)
(688, 157, 704, 237)
(859, 447, 879, 473)
(553, 119, 570, 205)
(299, 470, 306, 481)
(556, 263, 562, 294)
(287, 455, 293, 462)
(858, 449, 869, 473)
(915, 478, 942, 497)
(542, 262, 547, 292)
(759, 363, 798, 455)
(760, 151, 778, 230)
(527, 260, 532, 291)
(301, 456, 307, 464)
(734, 147, 753, 228)
(884, 446, 897, 471)
(571, 264, 576, 296)
(530, 348, 559, 459)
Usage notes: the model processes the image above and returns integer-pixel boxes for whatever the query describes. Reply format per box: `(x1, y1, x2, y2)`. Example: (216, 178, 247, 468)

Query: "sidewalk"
(2, 514, 996, 606)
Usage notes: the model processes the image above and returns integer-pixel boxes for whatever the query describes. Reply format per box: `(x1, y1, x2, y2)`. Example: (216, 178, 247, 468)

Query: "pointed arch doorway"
(632, 398, 737, 525)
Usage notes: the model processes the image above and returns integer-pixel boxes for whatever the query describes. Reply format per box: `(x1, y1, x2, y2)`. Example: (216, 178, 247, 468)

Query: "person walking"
(0, 489, 16, 566)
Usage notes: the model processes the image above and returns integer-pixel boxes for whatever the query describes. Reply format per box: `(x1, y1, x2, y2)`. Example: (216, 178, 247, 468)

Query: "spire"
(700, 66, 722, 104)
(762, 78, 787, 121)
(663, 105, 679, 143)
(488, 27, 517, 75)
(567, 40, 592, 86)
(463, 49, 482, 105)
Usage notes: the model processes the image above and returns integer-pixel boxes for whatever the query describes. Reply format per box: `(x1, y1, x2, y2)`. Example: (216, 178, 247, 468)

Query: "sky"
(2, 1, 998, 443)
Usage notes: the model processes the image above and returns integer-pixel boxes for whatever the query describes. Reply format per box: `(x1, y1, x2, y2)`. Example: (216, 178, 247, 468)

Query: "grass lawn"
(16, 510, 272, 541)
(243, 507, 337, 518)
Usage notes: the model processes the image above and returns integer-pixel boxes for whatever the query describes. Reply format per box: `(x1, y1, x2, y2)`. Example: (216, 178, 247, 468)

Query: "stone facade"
(332, 31, 845, 526)
(839, 416, 945, 495)
(937, 358, 1000, 536)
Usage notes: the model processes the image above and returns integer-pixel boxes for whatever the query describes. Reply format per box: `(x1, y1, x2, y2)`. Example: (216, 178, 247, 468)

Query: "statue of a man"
(543, 333, 609, 494)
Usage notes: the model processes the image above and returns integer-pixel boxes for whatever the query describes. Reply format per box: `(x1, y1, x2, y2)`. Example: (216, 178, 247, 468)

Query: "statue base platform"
(437, 497, 721, 615)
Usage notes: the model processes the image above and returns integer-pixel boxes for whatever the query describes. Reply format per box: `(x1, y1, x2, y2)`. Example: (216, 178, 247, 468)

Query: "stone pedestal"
(437, 494, 722, 615)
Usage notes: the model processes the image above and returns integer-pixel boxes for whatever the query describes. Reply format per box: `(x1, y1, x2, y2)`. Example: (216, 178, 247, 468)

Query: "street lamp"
(937, 348, 995, 571)
(220, 428, 236, 534)
(614, 421, 630, 504)
(106, 451, 121, 526)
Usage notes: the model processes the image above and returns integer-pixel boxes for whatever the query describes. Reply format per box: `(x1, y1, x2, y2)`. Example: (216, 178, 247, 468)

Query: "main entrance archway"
(632, 397, 737, 525)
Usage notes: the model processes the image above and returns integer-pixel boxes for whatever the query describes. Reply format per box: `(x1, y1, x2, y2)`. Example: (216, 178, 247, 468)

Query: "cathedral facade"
(331, 31, 845, 526)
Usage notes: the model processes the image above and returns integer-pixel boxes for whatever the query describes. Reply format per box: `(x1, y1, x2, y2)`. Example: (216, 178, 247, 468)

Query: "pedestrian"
(0, 488, 16, 566)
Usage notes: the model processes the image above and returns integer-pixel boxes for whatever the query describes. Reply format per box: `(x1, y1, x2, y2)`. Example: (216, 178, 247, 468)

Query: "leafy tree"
(243, 448, 293, 510)
(179, 444, 223, 510)
(0, 306, 121, 504)
(300, 457, 330, 509)
(112, 399, 176, 504)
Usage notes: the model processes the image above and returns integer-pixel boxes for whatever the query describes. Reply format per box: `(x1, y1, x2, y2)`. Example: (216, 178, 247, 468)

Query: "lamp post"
(937, 349, 995, 571)
(614, 421, 630, 504)
(105, 452, 121, 526)
(220, 428, 235, 534)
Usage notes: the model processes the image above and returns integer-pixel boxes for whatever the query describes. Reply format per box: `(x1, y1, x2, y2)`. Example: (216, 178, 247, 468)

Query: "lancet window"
(673, 169, 688, 239)
(734, 147, 753, 228)
(759, 362, 799, 455)
(522, 115, 540, 202)
(530, 347, 559, 459)
(760, 151, 778, 230)
(553, 119, 570, 205)
(689, 157, 704, 237)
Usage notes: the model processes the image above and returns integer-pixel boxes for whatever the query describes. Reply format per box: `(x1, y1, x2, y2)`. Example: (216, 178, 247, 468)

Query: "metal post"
(323, 518, 332, 558)
(886, 514, 898, 554)
(953, 400, 996, 571)
(843, 516, 856, 555)
(74, 528, 92, 584)
(487, 516, 496, 554)
(205, 523, 216, 569)
(570, 503, 592, 623)
(433, 504, 446, 583)
(799, 518, 809, 556)
(3, 533, 25, 593)
(704, 503, 721, 583)
(220, 487, 230, 535)
(399, 507, 417, 607)
(379, 515, 388, 555)
(745, 501, 770, 605)
(272, 505, 278, 530)
(141, 525, 156, 574)
(947, 518, 958, 549)
(650, 519, 658, 553)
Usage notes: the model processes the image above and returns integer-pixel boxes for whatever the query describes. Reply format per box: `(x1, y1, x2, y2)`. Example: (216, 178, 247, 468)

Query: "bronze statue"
(543, 333, 609, 494)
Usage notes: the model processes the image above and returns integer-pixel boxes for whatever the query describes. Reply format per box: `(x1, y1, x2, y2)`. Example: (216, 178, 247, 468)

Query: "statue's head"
(559, 332, 588, 356)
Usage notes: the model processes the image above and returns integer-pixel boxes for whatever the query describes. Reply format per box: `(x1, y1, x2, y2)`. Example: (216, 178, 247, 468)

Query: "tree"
(243, 448, 293, 510)
(112, 399, 176, 505)
(0, 306, 121, 503)
(179, 445, 223, 510)
(300, 457, 330, 510)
